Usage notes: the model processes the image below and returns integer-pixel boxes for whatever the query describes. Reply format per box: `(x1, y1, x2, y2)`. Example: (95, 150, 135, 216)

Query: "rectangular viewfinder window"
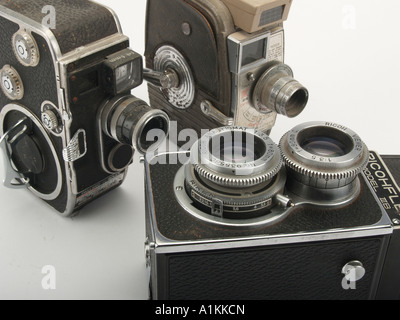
(259, 6, 284, 27)
(115, 59, 142, 93)
(241, 39, 266, 67)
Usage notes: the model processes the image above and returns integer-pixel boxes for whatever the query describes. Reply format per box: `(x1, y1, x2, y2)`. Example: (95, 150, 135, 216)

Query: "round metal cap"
(0, 65, 24, 101)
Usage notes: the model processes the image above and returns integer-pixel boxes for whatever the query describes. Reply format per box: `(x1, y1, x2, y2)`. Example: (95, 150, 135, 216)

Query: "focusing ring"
(191, 127, 282, 188)
(280, 121, 369, 189)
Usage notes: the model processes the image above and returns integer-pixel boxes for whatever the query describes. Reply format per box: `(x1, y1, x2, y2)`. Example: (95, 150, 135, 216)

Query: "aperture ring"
(194, 157, 282, 188)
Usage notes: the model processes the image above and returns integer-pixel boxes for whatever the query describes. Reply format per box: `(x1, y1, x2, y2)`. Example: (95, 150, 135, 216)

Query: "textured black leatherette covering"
(0, 0, 119, 54)
(382, 155, 400, 184)
(160, 237, 385, 300)
(377, 155, 400, 300)
(0, 16, 68, 213)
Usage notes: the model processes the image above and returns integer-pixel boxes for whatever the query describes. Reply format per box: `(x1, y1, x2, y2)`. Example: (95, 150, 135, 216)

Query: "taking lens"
(181, 127, 286, 220)
(101, 95, 170, 154)
(210, 131, 266, 164)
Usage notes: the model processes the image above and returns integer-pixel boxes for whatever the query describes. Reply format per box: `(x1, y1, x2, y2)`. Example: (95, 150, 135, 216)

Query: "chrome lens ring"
(253, 61, 309, 117)
(191, 127, 282, 188)
(280, 121, 369, 189)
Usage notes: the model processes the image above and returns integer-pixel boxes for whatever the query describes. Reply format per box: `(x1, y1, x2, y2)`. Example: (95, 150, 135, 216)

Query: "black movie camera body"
(0, 0, 169, 216)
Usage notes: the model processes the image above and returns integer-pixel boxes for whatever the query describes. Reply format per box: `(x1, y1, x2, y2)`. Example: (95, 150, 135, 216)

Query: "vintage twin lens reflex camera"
(144, 124, 400, 300)
(145, 0, 309, 136)
(0, 0, 169, 216)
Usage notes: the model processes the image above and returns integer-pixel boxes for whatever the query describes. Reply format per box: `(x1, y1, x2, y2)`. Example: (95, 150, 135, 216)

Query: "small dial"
(12, 30, 40, 67)
(0, 65, 24, 100)
(41, 101, 63, 135)
(41, 110, 59, 131)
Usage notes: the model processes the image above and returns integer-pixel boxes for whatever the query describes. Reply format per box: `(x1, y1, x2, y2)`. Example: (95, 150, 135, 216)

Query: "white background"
(0, 0, 400, 299)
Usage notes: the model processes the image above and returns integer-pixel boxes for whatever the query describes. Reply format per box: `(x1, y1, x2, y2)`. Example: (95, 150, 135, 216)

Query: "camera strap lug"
(200, 100, 234, 126)
(62, 129, 87, 162)
(0, 118, 30, 189)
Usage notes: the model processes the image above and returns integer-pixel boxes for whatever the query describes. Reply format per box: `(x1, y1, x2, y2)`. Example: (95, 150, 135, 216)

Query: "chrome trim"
(133, 109, 170, 154)
(200, 100, 234, 126)
(62, 129, 87, 162)
(227, 30, 270, 74)
(57, 34, 129, 66)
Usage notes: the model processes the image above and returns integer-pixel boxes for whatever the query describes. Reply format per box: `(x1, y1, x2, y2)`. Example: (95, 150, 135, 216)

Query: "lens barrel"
(279, 122, 369, 203)
(253, 61, 309, 118)
(183, 127, 287, 220)
(101, 95, 170, 154)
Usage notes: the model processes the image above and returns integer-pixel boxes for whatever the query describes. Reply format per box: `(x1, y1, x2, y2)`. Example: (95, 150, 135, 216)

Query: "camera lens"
(253, 61, 309, 118)
(279, 122, 369, 204)
(211, 131, 266, 164)
(101, 95, 169, 154)
(180, 127, 288, 221)
(301, 137, 348, 157)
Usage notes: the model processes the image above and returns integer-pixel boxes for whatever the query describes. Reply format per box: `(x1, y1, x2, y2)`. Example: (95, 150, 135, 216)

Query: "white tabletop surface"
(1, 0, 400, 300)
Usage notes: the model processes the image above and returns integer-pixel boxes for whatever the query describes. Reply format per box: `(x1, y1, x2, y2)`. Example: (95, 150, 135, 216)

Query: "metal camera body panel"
(0, 0, 136, 216)
(144, 148, 400, 300)
(145, 0, 307, 136)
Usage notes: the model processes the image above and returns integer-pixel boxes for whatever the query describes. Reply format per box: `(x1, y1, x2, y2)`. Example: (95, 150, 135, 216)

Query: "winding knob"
(41, 110, 59, 131)
(12, 30, 40, 67)
(0, 65, 24, 100)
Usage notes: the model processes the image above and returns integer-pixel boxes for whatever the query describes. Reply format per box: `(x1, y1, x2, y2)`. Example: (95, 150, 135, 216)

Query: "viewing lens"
(301, 137, 348, 158)
(279, 122, 370, 203)
(297, 126, 354, 158)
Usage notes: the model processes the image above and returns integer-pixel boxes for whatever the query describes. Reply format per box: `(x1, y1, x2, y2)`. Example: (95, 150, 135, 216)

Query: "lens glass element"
(210, 132, 266, 164)
(115, 60, 142, 93)
(301, 137, 348, 158)
(297, 126, 354, 158)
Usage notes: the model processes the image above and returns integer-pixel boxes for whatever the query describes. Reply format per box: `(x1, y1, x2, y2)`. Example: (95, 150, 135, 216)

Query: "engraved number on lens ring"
(12, 30, 40, 67)
(41, 101, 64, 135)
(0, 104, 63, 201)
(0, 65, 24, 100)
(153, 46, 195, 110)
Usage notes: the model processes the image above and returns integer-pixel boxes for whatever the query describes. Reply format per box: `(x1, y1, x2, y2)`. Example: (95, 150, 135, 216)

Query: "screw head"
(182, 22, 192, 36)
